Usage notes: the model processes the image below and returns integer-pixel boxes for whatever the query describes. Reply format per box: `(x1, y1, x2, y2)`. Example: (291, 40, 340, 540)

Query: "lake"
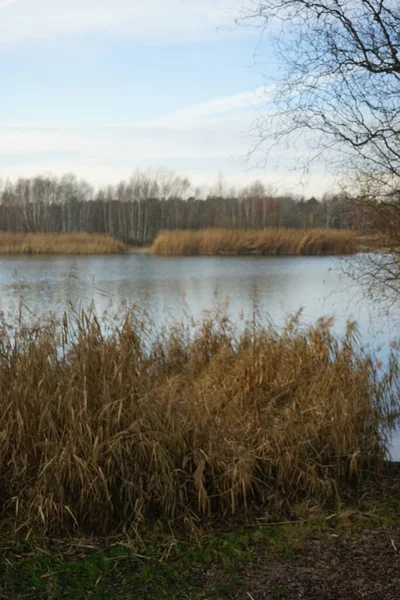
(1, 252, 399, 457)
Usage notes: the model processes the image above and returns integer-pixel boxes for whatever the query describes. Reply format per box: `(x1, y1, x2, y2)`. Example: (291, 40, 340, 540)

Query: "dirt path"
(236, 526, 400, 600)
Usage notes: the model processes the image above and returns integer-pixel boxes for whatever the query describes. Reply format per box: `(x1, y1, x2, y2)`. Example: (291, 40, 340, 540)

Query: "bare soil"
(234, 526, 400, 600)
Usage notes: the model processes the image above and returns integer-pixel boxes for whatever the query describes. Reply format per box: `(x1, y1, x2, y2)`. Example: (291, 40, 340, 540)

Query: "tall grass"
(0, 232, 127, 254)
(151, 228, 357, 256)
(0, 306, 397, 538)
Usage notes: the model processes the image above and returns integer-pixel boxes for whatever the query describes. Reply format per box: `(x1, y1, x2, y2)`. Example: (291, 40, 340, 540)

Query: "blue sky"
(0, 0, 334, 196)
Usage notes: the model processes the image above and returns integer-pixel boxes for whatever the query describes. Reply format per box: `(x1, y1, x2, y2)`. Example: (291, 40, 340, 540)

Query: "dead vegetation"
(0, 233, 127, 254)
(0, 307, 397, 538)
(151, 228, 357, 256)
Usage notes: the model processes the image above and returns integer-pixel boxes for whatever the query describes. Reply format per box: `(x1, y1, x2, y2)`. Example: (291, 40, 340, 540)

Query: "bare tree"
(0, 170, 379, 238)
(242, 0, 399, 182)
(241, 0, 400, 305)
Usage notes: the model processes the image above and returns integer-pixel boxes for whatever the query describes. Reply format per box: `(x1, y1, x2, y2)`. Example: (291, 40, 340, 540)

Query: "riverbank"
(151, 228, 357, 256)
(0, 305, 399, 597)
(0, 231, 393, 256)
(130, 235, 393, 256)
(3, 495, 400, 599)
(0, 232, 127, 254)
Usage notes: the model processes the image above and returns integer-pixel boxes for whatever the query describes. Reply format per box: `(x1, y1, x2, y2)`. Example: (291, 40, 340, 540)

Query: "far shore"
(0, 230, 393, 256)
(0, 232, 126, 255)
(151, 228, 357, 256)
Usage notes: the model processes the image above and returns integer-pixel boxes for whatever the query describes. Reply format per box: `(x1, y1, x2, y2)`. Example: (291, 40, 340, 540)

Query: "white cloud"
(0, 0, 244, 45)
(0, 120, 243, 160)
(0, 88, 336, 197)
(0, 87, 267, 156)
(0, 130, 91, 153)
(0, 0, 16, 8)
(153, 86, 273, 125)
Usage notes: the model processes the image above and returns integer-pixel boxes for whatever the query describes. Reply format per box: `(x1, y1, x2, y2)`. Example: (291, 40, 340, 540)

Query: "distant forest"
(0, 171, 388, 244)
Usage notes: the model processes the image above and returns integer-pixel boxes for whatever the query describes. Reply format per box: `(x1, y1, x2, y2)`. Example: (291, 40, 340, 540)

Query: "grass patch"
(2, 505, 400, 599)
(0, 522, 316, 599)
(0, 232, 127, 254)
(151, 228, 357, 256)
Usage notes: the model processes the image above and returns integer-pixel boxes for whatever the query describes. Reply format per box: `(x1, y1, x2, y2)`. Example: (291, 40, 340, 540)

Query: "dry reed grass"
(0, 232, 126, 254)
(0, 306, 397, 538)
(151, 228, 357, 256)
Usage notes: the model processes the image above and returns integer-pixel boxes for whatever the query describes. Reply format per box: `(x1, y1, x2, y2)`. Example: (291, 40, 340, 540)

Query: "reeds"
(0, 232, 127, 254)
(0, 306, 397, 538)
(151, 228, 357, 256)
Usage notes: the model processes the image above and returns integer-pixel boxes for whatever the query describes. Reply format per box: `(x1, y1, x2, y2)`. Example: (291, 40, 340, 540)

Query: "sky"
(0, 0, 337, 197)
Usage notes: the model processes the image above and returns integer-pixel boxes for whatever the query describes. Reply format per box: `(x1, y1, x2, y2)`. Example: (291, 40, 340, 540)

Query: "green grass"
(0, 524, 294, 599)
(2, 498, 400, 599)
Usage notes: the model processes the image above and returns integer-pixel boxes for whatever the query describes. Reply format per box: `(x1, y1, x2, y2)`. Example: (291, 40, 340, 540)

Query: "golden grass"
(151, 228, 357, 256)
(357, 234, 399, 252)
(0, 307, 397, 538)
(0, 232, 127, 254)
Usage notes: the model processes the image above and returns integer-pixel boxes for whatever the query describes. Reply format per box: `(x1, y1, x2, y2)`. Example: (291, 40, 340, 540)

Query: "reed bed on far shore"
(151, 228, 357, 256)
(0, 306, 397, 538)
(0, 232, 127, 254)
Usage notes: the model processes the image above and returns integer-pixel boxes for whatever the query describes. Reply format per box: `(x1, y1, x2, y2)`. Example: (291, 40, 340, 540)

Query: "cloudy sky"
(0, 0, 336, 196)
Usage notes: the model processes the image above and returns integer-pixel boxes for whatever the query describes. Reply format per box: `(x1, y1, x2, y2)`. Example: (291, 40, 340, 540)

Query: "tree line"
(0, 171, 392, 244)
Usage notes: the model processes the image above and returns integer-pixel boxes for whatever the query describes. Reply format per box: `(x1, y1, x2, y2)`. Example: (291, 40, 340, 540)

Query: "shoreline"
(2, 495, 400, 599)
(0, 232, 393, 256)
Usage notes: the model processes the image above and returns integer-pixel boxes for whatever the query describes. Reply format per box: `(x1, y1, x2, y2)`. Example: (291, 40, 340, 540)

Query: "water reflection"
(0, 254, 384, 337)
